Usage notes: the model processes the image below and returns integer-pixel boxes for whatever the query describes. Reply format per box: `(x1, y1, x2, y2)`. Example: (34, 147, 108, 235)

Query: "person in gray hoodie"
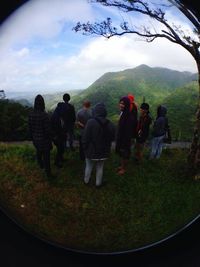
(149, 105, 171, 159)
(82, 102, 115, 187)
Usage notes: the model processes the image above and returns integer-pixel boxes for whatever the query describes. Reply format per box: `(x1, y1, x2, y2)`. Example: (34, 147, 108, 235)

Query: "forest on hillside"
(1, 65, 198, 142)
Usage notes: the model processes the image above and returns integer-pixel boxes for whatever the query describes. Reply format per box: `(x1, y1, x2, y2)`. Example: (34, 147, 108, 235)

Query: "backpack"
(94, 118, 113, 144)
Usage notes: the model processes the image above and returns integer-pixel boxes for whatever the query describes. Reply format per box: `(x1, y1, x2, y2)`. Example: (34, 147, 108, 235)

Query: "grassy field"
(0, 143, 200, 253)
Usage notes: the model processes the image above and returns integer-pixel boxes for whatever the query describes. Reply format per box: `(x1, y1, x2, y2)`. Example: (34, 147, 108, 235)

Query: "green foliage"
(163, 82, 198, 141)
(2, 65, 198, 141)
(72, 65, 198, 141)
(0, 100, 32, 141)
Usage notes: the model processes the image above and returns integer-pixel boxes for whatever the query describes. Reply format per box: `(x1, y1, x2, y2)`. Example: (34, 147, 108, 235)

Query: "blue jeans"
(150, 135, 165, 159)
(84, 158, 105, 186)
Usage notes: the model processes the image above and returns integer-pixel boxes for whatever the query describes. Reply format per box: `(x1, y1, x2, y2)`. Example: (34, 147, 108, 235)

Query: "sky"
(0, 0, 198, 96)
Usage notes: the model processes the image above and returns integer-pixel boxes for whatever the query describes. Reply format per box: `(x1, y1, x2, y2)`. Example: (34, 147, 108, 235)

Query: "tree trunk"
(188, 61, 200, 177)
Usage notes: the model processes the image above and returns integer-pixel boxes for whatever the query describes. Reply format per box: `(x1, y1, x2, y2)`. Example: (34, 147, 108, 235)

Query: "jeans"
(84, 158, 105, 186)
(150, 135, 165, 159)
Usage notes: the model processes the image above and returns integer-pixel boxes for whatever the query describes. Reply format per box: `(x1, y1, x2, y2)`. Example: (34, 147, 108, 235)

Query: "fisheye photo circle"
(0, 0, 199, 254)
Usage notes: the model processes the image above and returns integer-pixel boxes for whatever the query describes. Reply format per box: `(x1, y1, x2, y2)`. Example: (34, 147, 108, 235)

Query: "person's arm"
(82, 120, 92, 150)
(141, 116, 152, 140)
(72, 105, 76, 123)
(76, 111, 85, 128)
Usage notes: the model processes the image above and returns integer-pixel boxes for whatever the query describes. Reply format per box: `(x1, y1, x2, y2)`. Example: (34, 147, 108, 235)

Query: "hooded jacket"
(82, 103, 115, 159)
(116, 96, 135, 152)
(152, 105, 170, 137)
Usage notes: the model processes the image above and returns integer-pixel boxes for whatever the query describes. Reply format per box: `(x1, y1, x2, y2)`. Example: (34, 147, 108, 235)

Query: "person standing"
(128, 93, 138, 139)
(76, 100, 92, 160)
(82, 102, 115, 187)
(115, 96, 135, 175)
(135, 102, 152, 163)
(51, 102, 66, 168)
(150, 105, 171, 159)
(28, 94, 52, 177)
(59, 93, 76, 151)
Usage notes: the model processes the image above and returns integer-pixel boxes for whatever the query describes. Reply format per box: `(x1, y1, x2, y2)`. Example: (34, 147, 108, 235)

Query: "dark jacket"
(116, 96, 135, 153)
(29, 110, 52, 151)
(136, 113, 152, 143)
(152, 105, 171, 138)
(82, 103, 115, 159)
(58, 102, 76, 130)
(51, 103, 66, 145)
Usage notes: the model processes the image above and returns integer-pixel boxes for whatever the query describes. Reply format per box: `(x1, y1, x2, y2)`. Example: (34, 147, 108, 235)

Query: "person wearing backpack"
(149, 105, 171, 159)
(82, 102, 115, 187)
(58, 93, 76, 151)
(51, 102, 66, 168)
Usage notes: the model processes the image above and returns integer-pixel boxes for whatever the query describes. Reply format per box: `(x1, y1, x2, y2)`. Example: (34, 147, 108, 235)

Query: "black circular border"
(0, 0, 200, 264)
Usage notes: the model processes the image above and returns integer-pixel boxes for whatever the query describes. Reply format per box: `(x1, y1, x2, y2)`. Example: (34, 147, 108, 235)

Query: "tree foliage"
(0, 100, 32, 141)
(73, 0, 200, 170)
(73, 0, 199, 75)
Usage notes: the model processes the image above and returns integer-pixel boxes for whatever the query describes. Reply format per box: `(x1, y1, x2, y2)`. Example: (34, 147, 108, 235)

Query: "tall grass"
(0, 143, 199, 253)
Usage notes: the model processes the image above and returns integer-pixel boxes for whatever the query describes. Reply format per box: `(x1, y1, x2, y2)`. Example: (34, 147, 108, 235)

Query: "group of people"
(28, 93, 171, 187)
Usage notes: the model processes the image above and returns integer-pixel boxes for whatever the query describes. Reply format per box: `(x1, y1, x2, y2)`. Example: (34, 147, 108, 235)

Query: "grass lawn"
(0, 143, 200, 253)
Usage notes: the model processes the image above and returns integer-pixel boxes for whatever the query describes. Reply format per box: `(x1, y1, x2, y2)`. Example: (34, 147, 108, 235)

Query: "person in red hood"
(127, 93, 138, 139)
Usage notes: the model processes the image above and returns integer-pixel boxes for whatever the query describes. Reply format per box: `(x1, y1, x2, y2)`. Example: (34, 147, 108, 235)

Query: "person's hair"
(63, 93, 70, 102)
(83, 100, 91, 108)
(140, 102, 149, 112)
(34, 94, 45, 112)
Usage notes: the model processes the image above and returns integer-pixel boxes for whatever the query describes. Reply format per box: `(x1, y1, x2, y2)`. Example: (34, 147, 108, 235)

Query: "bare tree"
(73, 0, 200, 175)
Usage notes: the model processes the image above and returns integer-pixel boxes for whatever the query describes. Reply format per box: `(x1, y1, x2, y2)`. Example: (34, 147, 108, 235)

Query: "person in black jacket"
(82, 102, 115, 187)
(115, 96, 135, 175)
(28, 94, 52, 177)
(135, 102, 152, 163)
(149, 105, 171, 159)
(51, 102, 66, 168)
(58, 93, 76, 151)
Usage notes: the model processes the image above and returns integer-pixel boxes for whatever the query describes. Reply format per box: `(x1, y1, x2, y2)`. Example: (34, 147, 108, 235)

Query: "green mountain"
(72, 64, 197, 117)
(12, 89, 83, 111)
(163, 82, 198, 141)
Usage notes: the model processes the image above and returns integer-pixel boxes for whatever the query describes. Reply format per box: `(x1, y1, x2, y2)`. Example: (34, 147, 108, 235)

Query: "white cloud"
(0, 0, 94, 52)
(0, 0, 198, 94)
(17, 47, 30, 57)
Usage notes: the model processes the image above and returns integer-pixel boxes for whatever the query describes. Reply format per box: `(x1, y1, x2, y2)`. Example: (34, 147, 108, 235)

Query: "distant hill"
(10, 98, 32, 107)
(8, 89, 83, 111)
(163, 82, 198, 141)
(43, 90, 83, 110)
(72, 64, 197, 115)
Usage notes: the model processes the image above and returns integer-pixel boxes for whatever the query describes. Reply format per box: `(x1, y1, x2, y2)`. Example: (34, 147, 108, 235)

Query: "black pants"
(55, 141, 65, 166)
(65, 127, 74, 149)
(36, 149, 51, 175)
